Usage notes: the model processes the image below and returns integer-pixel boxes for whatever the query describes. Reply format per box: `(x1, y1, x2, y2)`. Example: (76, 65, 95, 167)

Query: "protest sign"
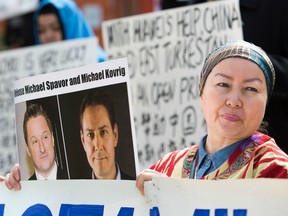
(0, 37, 98, 175)
(1, 178, 288, 215)
(0, 0, 38, 20)
(102, 0, 243, 170)
(14, 57, 138, 180)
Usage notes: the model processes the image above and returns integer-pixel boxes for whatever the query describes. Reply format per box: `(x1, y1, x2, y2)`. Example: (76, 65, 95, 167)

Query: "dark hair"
(79, 90, 116, 131)
(23, 103, 53, 145)
(38, 3, 65, 39)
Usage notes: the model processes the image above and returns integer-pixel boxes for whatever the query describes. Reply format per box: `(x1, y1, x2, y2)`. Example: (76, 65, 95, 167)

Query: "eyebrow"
(214, 73, 264, 84)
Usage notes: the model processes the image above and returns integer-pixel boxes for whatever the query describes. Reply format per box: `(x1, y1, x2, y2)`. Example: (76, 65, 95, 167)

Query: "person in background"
(136, 40, 288, 195)
(160, 0, 288, 154)
(34, 0, 106, 62)
(79, 90, 134, 180)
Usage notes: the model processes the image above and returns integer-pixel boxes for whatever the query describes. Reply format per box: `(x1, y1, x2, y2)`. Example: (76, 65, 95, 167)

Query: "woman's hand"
(136, 169, 167, 195)
(4, 163, 21, 191)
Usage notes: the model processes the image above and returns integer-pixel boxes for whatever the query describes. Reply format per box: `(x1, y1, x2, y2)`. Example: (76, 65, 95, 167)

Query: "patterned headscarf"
(199, 40, 275, 101)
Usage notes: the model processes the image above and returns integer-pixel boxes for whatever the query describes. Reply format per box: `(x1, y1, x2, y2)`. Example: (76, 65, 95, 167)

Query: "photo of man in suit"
(79, 90, 134, 180)
(23, 103, 67, 180)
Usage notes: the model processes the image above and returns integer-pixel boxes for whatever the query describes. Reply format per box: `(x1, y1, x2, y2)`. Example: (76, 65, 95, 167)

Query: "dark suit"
(28, 165, 68, 180)
(120, 168, 135, 180)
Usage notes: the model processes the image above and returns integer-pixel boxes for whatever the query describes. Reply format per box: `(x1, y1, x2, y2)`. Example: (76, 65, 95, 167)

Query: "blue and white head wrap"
(199, 40, 275, 102)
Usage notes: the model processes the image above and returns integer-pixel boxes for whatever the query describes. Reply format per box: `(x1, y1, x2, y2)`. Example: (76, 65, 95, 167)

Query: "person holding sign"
(4, 104, 67, 189)
(34, 0, 106, 62)
(79, 90, 134, 180)
(136, 40, 288, 195)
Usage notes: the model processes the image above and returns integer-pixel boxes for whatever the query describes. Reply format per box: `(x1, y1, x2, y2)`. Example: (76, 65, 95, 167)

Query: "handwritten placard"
(102, 0, 243, 170)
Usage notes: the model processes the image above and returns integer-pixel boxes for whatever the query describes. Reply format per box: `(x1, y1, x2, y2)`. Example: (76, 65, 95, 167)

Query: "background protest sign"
(0, 0, 38, 20)
(0, 37, 97, 175)
(14, 58, 138, 180)
(102, 0, 243, 170)
(1, 178, 288, 215)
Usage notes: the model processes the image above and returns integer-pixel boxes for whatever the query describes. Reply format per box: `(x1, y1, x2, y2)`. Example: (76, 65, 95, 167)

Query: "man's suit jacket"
(28, 166, 68, 180)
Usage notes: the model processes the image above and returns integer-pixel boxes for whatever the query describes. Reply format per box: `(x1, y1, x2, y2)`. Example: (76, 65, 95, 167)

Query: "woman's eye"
(246, 87, 258, 92)
(217, 82, 229, 88)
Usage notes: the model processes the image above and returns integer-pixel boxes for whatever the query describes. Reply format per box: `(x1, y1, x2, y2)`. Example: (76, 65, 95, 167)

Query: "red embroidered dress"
(151, 132, 288, 179)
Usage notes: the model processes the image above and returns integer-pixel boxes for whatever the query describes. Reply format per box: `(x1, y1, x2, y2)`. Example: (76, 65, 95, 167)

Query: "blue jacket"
(34, 0, 106, 62)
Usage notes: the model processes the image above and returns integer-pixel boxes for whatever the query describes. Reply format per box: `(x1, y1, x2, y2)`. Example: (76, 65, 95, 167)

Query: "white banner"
(0, 38, 98, 175)
(0, 0, 38, 20)
(1, 178, 288, 215)
(102, 0, 243, 170)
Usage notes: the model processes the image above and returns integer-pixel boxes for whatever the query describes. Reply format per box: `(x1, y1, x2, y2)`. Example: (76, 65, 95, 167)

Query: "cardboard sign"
(102, 0, 243, 170)
(14, 58, 138, 180)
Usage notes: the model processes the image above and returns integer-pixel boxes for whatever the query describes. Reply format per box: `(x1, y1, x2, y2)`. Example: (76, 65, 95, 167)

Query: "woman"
(34, 0, 106, 62)
(136, 40, 288, 195)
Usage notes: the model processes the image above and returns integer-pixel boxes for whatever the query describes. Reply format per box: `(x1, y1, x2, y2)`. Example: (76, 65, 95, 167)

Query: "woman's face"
(200, 57, 268, 140)
(37, 13, 63, 44)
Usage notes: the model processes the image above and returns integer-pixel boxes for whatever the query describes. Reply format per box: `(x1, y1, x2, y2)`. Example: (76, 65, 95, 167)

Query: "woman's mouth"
(223, 113, 240, 122)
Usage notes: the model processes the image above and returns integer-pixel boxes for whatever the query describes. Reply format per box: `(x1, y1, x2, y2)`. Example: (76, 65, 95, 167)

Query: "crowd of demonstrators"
(136, 40, 288, 195)
(160, 0, 288, 154)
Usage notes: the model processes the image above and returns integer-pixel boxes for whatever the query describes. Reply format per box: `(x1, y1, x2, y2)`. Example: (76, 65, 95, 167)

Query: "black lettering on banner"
(163, 37, 204, 73)
(152, 114, 166, 136)
(151, 80, 176, 106)
(60, 45, 86, 64)
(176, 7, 201, 37)
(24, 52, 34, 71)
(179, 75, 199, 104)
(169, 112, 178, 137)
(136, 83, 149, 107)
(105, 21, 130, 49)
(39, 50, 58, 70)
(133, 14, 173, 43)
(182, 106, 197, 136)
(69, 75, 81, 85)
(0, 57, 19, 75)
(108, 50, 137, 79)
(139, 44, 159, 77)
(203, 3, 241, 34)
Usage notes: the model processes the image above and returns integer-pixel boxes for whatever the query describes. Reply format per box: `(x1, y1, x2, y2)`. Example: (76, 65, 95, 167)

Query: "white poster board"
(0, 0, 38, 20)
(14, 57, 138, 180)
(1, 178, 288, 215)
(102, 0, 243, 170)
(0, 38, 98, 175)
